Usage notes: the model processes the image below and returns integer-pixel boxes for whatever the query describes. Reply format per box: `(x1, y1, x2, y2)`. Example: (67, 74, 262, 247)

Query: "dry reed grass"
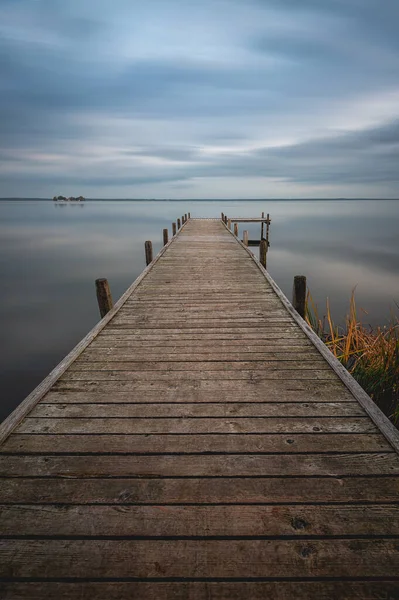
(305, 290, 399, 423)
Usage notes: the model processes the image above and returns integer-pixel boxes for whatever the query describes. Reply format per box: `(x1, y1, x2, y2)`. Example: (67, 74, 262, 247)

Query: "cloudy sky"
(1, 0, 399, 199)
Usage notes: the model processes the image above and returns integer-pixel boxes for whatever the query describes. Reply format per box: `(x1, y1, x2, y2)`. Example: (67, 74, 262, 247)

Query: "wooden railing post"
(227, 219, 231, 230)
(172, 222, 177, 236)
(234, 223, 238, 237)
(259, 239, 267, 269)
(261, 211, 265, 239)
(163, 228, 168, 246)
(293, 275, 306, 318)
(185, 213, 187, 222)
(182, 215, 185, 224)
(95, 278, 113, 318)
(221, 212, 224, 221)
(145, 240, 153, 266)
(243, 230, 248, 246)
(177, 218, 181, 229)
(266, 213, 271, 245)
(188, 212, 191, 219)
(224, 215, 227, 224)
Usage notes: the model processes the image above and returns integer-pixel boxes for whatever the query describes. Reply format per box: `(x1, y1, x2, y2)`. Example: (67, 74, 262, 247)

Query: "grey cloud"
(1, 0, 399, 196)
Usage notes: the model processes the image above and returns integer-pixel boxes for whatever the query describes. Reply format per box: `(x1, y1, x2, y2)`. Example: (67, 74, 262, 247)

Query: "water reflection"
(0, 199, 398, 421)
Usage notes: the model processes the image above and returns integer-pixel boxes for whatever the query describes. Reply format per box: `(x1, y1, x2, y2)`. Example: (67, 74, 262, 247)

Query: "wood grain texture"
(1, 476, 399, 504)
(1, 539, 399, 579)
(1, 582, 398, 600)
(2, 504, 398, 536)
(1, 453, 397, 477)
(0, 433, 390, 454)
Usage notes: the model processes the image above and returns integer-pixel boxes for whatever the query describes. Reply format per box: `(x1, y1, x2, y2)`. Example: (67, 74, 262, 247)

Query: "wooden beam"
(293, 275, 306, 319)
(145, 241, 153, 266)
(95, 278, 113, 319)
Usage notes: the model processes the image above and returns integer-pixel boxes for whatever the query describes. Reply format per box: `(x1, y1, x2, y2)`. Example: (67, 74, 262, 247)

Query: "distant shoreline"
(1, 198, 399, 202)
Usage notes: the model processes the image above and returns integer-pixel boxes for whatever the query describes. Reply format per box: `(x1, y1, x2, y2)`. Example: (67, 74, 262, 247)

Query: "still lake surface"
(1, 199, 398, 421)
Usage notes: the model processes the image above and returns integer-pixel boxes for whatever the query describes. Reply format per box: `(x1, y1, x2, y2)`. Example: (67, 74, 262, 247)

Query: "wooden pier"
(1, 217, 399, 598)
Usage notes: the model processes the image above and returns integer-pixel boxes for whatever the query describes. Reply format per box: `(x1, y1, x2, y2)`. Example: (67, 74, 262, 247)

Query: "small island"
(53, 195, 85, 202)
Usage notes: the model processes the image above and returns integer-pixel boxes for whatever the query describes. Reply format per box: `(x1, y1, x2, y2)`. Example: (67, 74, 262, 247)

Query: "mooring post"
(177, 218, 181, 229)
(243, 230, 248, 246)
(188, 212, 191, 219)
(293, 275, 306, 318)
(227, 219, 231, 230)
(163, 228, 168, 246)
(185, 213, 187, 222)
(259, 239, 267, 269)
(95, 278, 114, 318)
(234, 223, 238, 237)
(145, 240, 153, 266)
(182, 215, 185, 224)
(221, 212, 224, 221)
(266, 213, 271, 246)
(172, 222, 177, 236)
(261, 211, 265, 239)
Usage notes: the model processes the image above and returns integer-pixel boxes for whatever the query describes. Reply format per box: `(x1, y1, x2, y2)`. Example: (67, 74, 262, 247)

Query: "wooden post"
(163, 228, 168, 246)
(293, 275, 306, 318)
(224, 215, 227, 224)
(234, 223, 238, 237)
(188, 212, 191, 219)
(221, 212, 224, 221)
(145, 240, 153, 266)
(259, 239, 267, 269)
(182, 215, 185, 224)
(172, 222, 177, 236)
(177, 218, 181, 229)
(261, 211, 265, 239)
(243, 230, 248, 246)
(185, 213, 187, 222)
(266, 213, 271, 246)
(227, 219, 231, 230)
(95, 278, 113, 318)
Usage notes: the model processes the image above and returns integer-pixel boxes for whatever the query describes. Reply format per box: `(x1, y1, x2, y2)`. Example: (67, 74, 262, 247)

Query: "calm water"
(1, 199, 398, 421)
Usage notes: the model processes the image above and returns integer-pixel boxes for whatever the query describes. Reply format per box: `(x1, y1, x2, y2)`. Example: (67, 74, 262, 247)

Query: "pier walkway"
(1, 218, 399, 598)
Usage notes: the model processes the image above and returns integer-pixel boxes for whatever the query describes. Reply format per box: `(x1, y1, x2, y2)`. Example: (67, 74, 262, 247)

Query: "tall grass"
(305, 290, 399, 423)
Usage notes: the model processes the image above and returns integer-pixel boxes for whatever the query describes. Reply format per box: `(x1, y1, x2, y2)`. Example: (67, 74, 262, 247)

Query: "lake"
(1, 199, 398, 421)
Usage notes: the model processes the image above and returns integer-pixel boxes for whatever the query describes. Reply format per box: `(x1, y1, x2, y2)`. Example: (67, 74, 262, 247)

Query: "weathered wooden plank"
(77, 351, 322, 362)
(1, 433, 390, 454)
(15, 416, 375, 435)
(1, 453, 396, 477)
(68, 360, 330, 371)
(59, 370, 338, 381)
(98, 327, 301, 336)
(1, 476, 398, 504)
(1, 582, 397, 600)
(1, 539, 399, 579)
(1, 504, 398, 537)
(29, 402, 365, 418)
(49, 379, 356, 400)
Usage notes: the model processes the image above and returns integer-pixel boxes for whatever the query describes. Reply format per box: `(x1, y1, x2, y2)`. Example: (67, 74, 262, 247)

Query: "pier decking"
(1, 218, 399, 598)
